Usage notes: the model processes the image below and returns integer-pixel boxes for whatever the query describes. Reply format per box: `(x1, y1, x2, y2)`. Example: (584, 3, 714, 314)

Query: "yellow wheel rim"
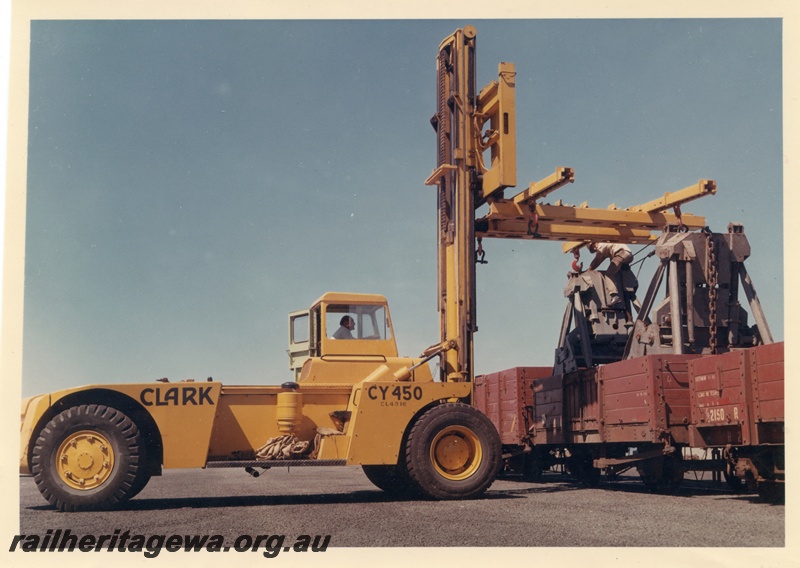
(430, 425, 482, 481)
(56, 430, 115, 490)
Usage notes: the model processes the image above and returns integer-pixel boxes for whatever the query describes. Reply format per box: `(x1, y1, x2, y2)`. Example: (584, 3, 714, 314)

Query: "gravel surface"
(19, 466, 785, 551)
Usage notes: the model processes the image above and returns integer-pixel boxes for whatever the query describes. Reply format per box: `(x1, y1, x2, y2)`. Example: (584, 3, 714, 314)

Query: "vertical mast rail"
(427, 25, 478, 382)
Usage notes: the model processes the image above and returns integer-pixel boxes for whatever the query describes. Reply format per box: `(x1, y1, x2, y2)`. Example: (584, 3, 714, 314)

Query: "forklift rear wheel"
(405, 403, 500, 500)
(31, 404, 149, 511)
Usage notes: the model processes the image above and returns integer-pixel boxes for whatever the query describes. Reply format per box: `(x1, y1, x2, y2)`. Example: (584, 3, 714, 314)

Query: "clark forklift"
(20, 25, 712, 511)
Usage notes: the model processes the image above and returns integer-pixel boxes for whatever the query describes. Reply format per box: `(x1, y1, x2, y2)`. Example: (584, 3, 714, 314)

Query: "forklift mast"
(426, 26, 517, 382)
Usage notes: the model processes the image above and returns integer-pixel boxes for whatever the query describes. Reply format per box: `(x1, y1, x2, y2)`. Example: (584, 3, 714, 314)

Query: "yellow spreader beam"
(473, 173, 715, 251)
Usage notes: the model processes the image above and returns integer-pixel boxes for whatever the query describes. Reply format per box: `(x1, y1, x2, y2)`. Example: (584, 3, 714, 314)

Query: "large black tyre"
(362, 464, 419, 497)
(405, 403, 501, 500)
(31, 404, 150, 511)
(124, 455, 153, 501)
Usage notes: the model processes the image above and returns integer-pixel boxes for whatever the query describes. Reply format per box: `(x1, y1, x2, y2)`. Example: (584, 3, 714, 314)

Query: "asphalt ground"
(19, 466, 785, 553)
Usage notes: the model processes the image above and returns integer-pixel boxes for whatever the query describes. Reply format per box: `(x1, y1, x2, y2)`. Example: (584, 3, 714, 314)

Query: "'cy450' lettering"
(140, 386, 214, 406)
(367, 385, 423, 401)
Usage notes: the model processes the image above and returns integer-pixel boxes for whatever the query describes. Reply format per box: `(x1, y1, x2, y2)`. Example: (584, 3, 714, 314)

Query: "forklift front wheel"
(362, 463, 419, 497)
(406, 403, 500, 500)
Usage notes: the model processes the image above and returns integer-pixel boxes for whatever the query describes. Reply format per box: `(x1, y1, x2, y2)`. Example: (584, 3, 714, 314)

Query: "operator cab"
(288, 292, 398, 378)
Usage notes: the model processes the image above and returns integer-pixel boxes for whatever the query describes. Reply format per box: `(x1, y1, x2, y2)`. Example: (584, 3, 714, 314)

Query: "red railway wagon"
(473, 366, 552, 446)
(528, 355, 695, 446)
(473, 367, 552, 478)
(689, 342, 784, 499)
(475, 344, 784, 498)
(476, 356, 698, 486)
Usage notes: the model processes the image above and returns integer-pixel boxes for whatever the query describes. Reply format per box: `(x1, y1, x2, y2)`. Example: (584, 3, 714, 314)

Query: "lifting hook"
(571, 249, 583, 273)
(476, 238, 488, 264)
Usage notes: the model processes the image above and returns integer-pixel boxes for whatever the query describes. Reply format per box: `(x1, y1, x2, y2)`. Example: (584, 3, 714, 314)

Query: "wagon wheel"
(31, 404, 150, 511)
(405, 403, 501, 500)
(636, 454, 684, 493)
(723, 462, 745, 492)
(501, 452, 543, 481)
(522, 453, 545, 483)
(567, 453, 601, 487)
(757, 481, 785, 504)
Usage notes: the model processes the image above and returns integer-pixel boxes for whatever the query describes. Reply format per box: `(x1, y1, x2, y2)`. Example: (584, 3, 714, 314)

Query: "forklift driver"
(333, 316, 356, 339)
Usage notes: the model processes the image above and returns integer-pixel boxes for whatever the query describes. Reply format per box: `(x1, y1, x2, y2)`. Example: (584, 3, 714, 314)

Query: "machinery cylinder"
(276, 382, 303, 434)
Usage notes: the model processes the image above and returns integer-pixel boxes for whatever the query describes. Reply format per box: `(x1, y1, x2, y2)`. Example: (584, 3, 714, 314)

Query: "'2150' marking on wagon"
(705, 406, 738, 423)
(140, 386, 215, 406)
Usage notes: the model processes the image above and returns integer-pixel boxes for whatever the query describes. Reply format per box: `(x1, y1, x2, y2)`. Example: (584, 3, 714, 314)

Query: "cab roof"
(311, 292, 389, 307)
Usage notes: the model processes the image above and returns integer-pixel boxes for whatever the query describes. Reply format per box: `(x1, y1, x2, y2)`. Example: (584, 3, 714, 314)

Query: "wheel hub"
(430, 425, 482, 481)
(76, 452, 95, 470)
(56, 430, 115, 490)
(436, 436, 470, 469)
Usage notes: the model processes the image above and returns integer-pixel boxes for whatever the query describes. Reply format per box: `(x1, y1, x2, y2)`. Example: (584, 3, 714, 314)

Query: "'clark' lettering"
(140, 386, 215, 406)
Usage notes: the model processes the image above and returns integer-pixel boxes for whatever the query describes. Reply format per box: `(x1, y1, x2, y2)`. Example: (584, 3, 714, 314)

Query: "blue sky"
(19, 19, 783, 396)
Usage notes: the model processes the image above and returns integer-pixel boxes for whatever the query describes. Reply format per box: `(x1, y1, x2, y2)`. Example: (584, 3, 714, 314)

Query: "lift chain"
(673, 204, 685, 232)
(704, 227, 718, 354)
(528, 204, 540, 237)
